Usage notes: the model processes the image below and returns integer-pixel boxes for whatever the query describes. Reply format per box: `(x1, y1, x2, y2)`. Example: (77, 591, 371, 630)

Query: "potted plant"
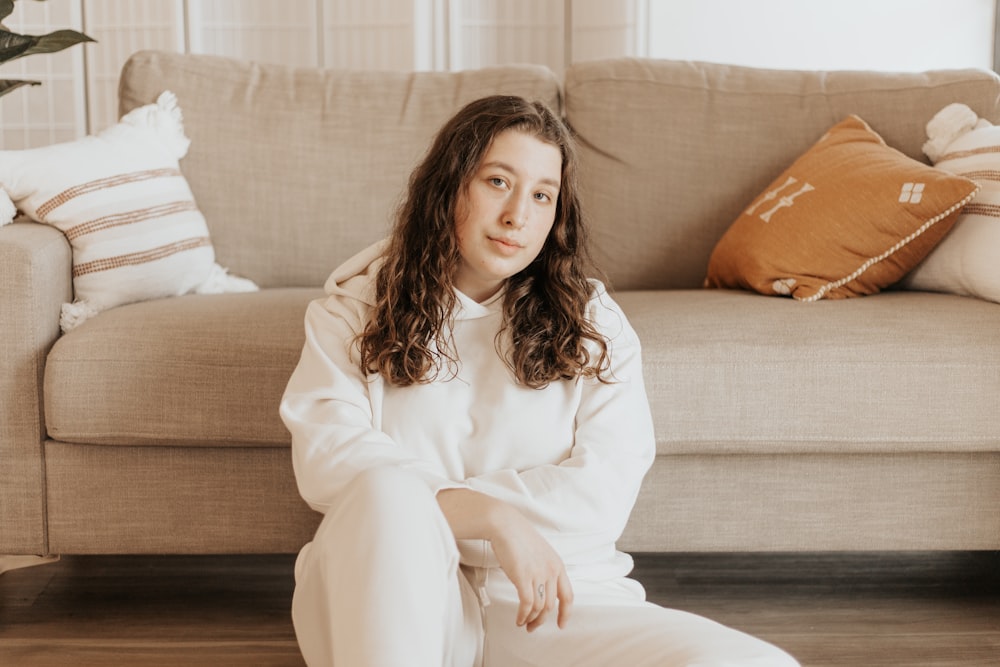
(0, 0, 94, 98)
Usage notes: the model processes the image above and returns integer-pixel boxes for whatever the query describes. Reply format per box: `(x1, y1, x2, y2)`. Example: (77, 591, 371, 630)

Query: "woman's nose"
(503, 195, 529, 228)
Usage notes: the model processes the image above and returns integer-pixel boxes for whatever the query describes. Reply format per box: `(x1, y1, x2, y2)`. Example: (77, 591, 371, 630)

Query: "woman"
(280, 95, 798, 666)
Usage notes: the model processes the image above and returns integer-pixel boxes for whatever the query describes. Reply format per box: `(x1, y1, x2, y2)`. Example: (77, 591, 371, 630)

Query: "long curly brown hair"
(357, 95, 610, 389)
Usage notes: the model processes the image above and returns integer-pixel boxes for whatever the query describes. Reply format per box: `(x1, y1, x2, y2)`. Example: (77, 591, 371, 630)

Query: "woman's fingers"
(556, 570, 574, 629)
(525, 581, 547, 631)
(514, 578, 535, 626)
(517, 578, 552, 629)
(525, 579, 558, 632)
(481, 500, 572, 632)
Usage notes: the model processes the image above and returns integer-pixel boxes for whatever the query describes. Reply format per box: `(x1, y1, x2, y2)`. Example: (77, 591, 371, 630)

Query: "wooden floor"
(1, 551, 998, 666)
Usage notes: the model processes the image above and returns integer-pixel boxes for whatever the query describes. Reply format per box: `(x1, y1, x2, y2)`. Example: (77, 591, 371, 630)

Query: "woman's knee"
(311, 465, 447, 551)
(331, 465, 435, 518)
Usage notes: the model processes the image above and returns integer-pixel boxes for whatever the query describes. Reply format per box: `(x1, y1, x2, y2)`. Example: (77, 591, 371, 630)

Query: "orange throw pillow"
(704, 115, 979, 301)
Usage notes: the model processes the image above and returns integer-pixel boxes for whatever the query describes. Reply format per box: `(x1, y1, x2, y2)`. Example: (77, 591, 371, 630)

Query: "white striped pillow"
(0, 91, 256, 332)
(902, 103, 1000, 303)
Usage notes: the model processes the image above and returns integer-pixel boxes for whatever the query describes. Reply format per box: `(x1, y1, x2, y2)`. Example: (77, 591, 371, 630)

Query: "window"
(645, 0, 996, 72)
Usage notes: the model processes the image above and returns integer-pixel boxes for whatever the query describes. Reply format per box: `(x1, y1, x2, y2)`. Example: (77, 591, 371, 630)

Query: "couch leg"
(0, 554, 60, 576)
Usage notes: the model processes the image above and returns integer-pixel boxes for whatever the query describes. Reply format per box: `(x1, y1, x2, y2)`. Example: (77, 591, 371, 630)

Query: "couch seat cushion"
(45, 288, 322, 446)
(617, 289, 1000, 455)
(45, 286, 1000, 456)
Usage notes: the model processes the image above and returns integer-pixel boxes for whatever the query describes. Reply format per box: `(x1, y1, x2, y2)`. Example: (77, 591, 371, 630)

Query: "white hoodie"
(279, 241, 656, 580)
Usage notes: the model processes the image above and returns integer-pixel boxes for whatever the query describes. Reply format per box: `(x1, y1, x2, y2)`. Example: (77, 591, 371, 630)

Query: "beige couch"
(3, 50, 999, 557)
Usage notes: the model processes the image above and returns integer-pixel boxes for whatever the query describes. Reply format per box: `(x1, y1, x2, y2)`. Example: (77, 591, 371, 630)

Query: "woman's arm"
(462, 286, 656, 566)
(284, 295, 573, 630)
(280, 297, 458, 513)
(437, 487, 573, 631)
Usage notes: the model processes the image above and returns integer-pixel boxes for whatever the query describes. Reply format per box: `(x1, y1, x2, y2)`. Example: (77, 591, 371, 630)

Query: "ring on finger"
(537, 583, 545, 600)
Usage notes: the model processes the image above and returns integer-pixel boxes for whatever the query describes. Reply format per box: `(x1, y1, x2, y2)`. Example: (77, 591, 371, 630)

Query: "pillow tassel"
(194, 263, 259, 295)
(923, 103, 991, 162)
(60, 300, 101, 333)
(0, 188, 17, 226)
(117, 89, 191, 160)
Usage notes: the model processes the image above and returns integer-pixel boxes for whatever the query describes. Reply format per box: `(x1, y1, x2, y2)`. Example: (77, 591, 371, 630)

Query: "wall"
(0, 0, 993, 149)
(648, 0, 995, 72)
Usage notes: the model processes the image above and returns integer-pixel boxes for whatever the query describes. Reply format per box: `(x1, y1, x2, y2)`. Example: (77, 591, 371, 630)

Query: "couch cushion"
(0, 92, 241, 333)
(704, 115, 977, 301)
(901, 103, 1000, 304)
(117, 51, 562, 289)
(44, 289, 322, 446)
(564, 58, 1000, 290)
(46, 286, 1000, 456)
(617, 289, 1000, 455)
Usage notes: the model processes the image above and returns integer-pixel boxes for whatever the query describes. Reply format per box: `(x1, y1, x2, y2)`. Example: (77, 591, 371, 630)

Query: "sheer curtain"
(0, 0, 995, 148)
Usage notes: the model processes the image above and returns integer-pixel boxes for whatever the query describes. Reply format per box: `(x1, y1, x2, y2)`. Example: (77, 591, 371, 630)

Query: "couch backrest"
(120, 52, 1000, 292)
(565, 58, 1000, 290)
(118, 51, 561, 288)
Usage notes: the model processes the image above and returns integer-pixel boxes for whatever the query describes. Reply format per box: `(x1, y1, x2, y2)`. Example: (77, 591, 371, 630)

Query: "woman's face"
(453, 129, 562, 303)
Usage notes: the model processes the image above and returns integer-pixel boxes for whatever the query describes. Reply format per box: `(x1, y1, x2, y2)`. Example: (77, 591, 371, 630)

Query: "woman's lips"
(489, 236, 522, 254)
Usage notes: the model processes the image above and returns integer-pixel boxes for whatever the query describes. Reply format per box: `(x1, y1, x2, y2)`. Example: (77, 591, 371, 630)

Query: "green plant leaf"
(0, 29, 35, 63)
(0, 3, 95, 101)
(19, 29, 95, 59)
(0, 77, 40, 98)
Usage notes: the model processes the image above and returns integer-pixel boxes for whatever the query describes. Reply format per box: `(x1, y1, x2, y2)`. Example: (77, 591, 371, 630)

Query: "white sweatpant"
(292, 466, 800, 667)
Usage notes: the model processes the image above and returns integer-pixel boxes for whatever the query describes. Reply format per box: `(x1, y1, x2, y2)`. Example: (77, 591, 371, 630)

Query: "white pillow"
(0, 91, 256, 332)
(900, 103, 1000, 303)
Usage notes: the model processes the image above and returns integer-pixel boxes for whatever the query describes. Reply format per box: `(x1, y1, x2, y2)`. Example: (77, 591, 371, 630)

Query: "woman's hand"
(488, 508, 574, 631)
(437, 487, 573, 631)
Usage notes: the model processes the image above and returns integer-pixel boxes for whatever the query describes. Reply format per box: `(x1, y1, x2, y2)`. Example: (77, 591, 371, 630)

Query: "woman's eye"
(489, 177, 506, 188)
(534, 192, 552, 202)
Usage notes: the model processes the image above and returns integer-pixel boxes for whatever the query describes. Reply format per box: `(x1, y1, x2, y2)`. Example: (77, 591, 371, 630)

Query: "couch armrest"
(0, 222, 71, 554)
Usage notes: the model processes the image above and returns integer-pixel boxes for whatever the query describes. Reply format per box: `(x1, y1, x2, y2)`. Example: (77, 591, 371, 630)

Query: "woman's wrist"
(437, 487, 517, 542)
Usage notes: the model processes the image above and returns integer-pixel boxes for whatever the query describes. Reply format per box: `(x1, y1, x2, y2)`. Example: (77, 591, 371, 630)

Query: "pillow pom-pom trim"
(60, 300, 101, 333)
(117, 89, 191, 160)
(0, 188, 16, 226)
(923, 103, 987, 162)
(194, 263, 259, 295)
(795, 185, 980, 302)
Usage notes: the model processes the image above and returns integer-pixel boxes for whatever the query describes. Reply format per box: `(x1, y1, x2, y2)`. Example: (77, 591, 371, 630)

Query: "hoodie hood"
(324, 239, 387, 307)
(323, 238, 502, 321)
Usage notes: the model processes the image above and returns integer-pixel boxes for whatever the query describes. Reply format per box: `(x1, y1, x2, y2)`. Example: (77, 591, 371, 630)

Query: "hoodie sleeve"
(280, 295, 459, 514)
(463, 285, 656, 566)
